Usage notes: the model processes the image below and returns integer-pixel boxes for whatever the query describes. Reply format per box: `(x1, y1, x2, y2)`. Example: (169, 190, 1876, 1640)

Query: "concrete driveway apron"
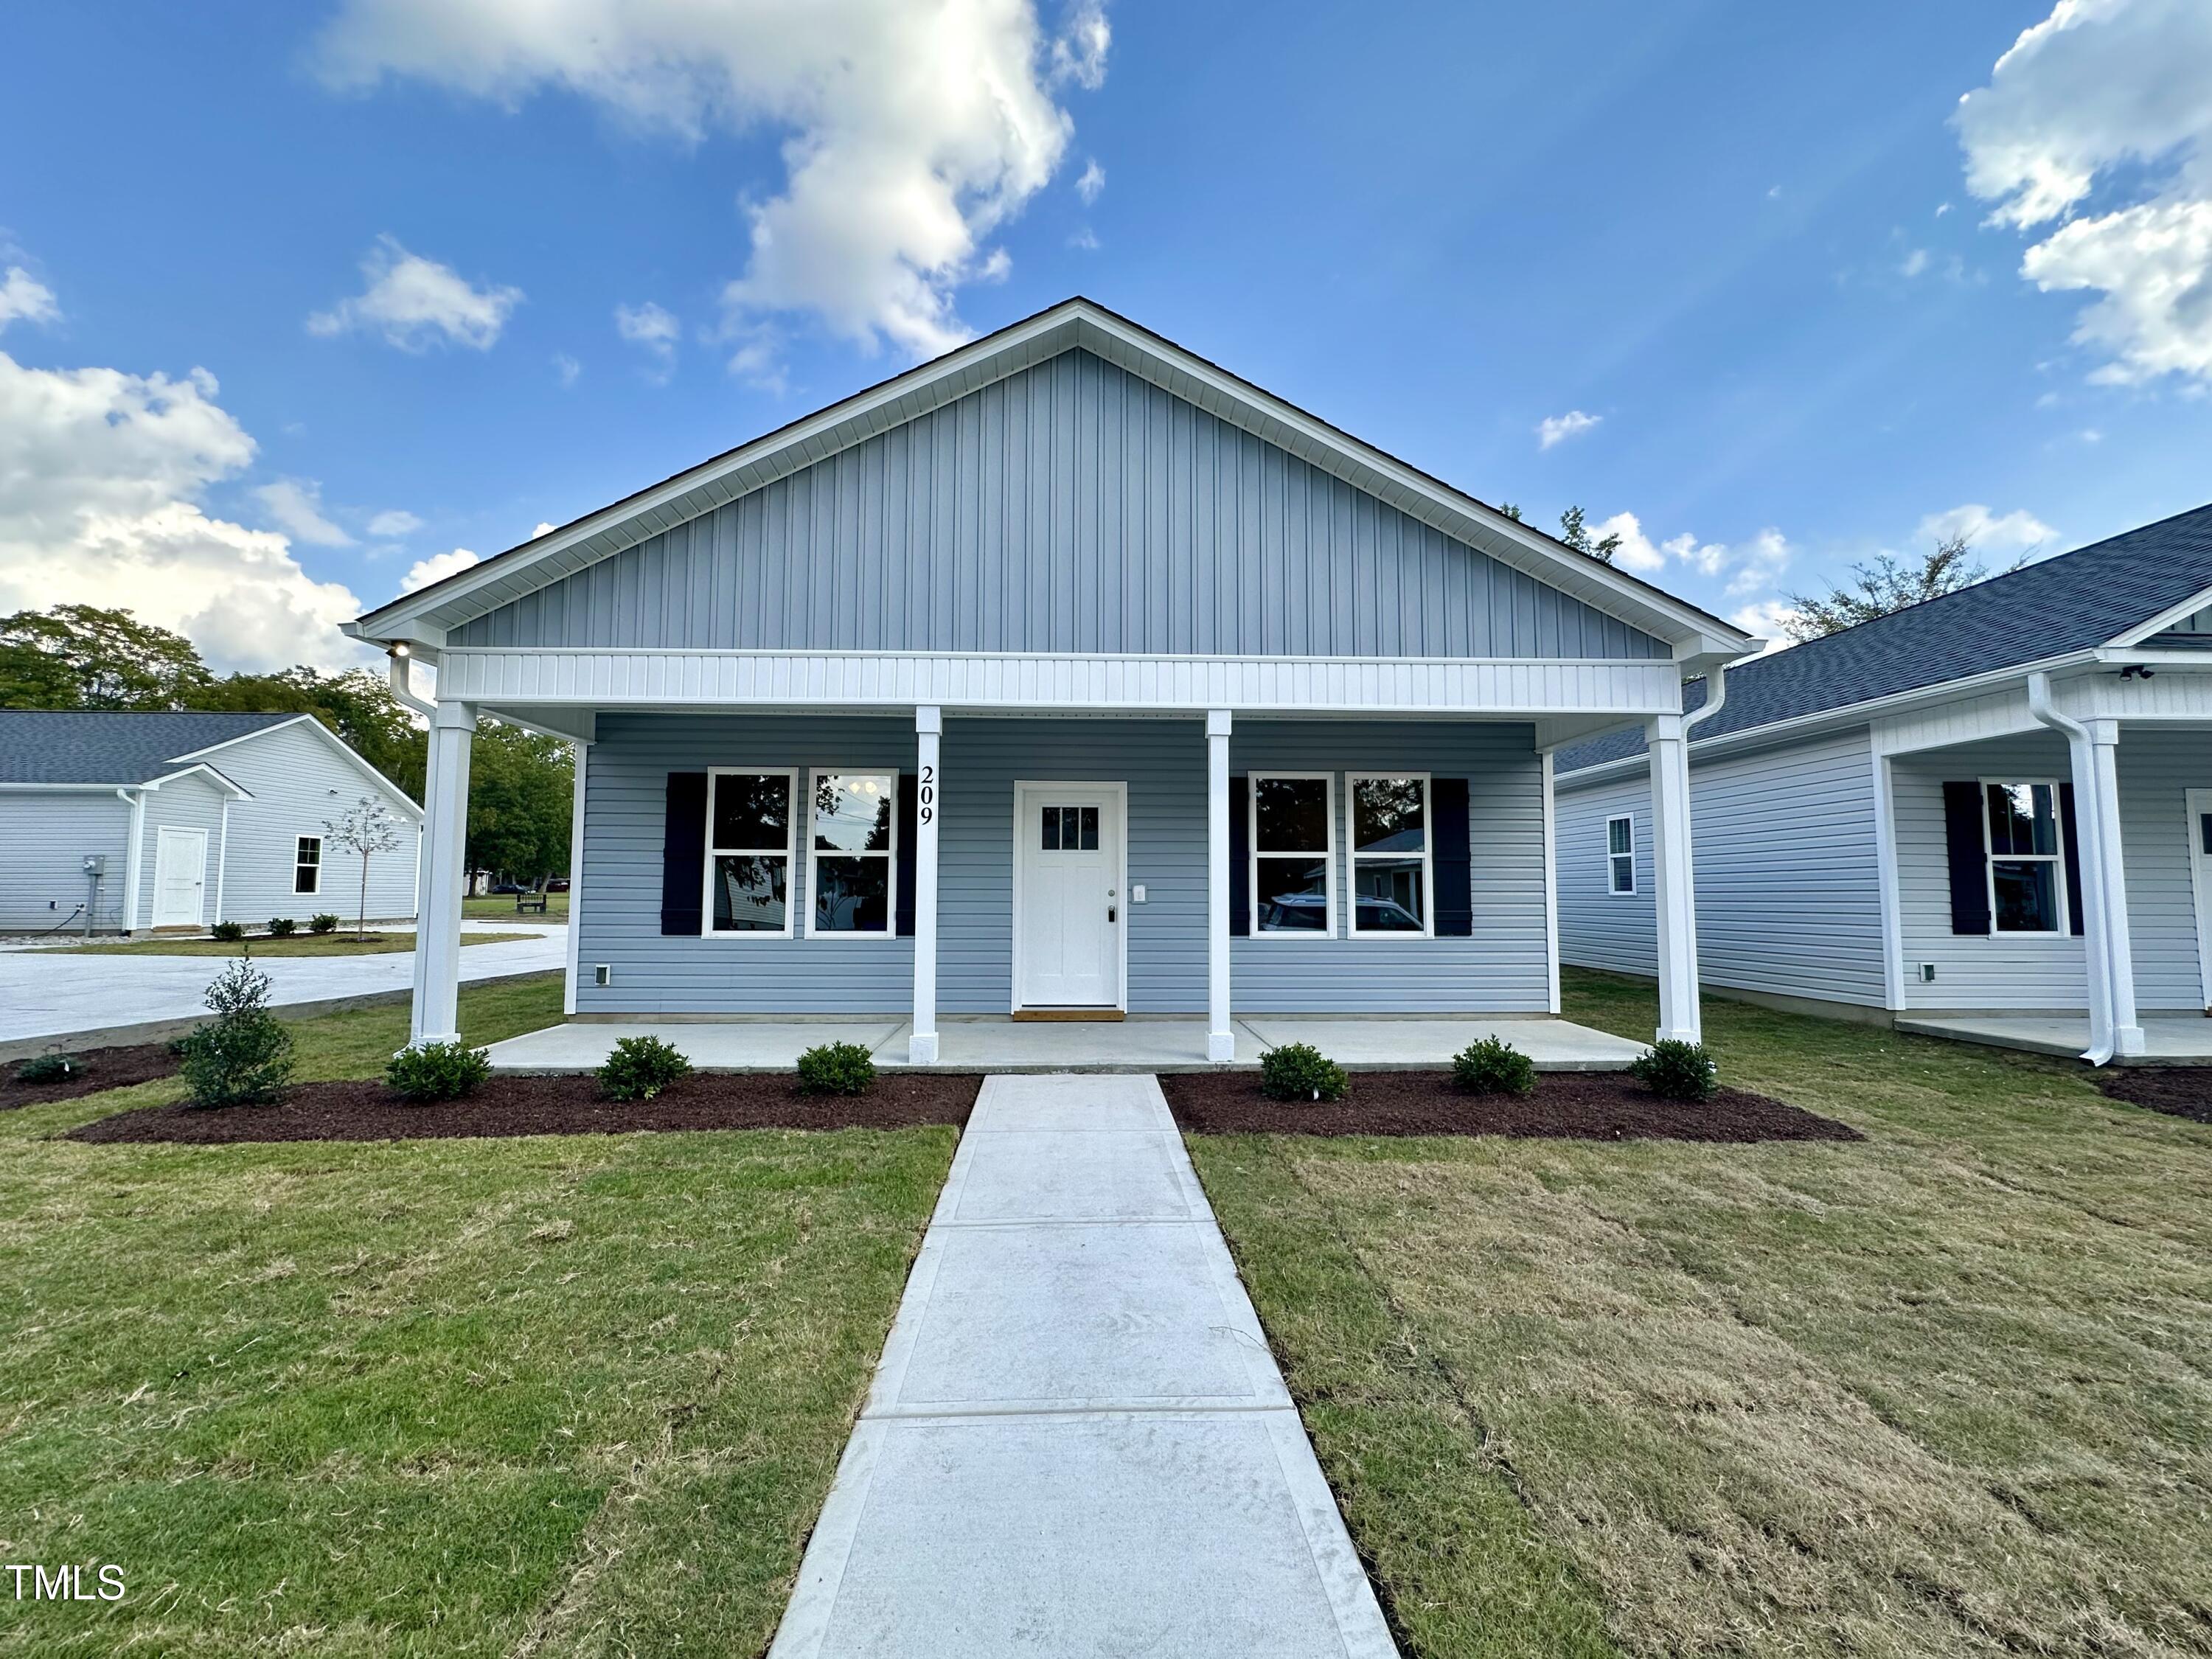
(768, 1072, 1399, 1659)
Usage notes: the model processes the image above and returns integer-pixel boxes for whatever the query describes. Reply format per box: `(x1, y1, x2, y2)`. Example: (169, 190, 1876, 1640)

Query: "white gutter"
(2026, 672, 2114, 1065)
(1683, 661, 1729, 735)
(119, 787, 145, 936)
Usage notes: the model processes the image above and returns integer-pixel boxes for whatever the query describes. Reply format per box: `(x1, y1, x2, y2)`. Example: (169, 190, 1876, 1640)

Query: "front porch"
(1896, 1012, 2212, 1065)
(482, 1012, 1646, 1074)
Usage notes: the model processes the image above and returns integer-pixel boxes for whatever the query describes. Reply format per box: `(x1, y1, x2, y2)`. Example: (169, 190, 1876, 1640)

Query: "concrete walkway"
(1897, 1012, 2212, 1065)
(768, 1074, 1398, 1659)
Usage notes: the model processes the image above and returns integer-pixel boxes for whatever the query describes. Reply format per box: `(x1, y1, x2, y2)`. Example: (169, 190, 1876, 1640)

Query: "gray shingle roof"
(0, 712, 298, 785)
(1557, 501, 2212, 774)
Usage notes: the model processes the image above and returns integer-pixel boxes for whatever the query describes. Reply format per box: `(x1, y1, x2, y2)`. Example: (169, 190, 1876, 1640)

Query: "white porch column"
(908, 706, 943, 1065)
(411, 700, 476, 1046)
(1206, 710, 1234, 1062)
(2087, 719, 2143, 1057)
(1646, 713, 1702, 1045)
(561, 739, 590, 1017)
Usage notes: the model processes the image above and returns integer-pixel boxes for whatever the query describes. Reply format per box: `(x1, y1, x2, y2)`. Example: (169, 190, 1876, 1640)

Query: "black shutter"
(894, 773, 918, 936)
(661, 771, 708, 935)
(2058, 782, 2085, 937)
(1942, 781, 1991, 936)
(1228, 774, 1251, 937)
(1432, 777, 1472, 936)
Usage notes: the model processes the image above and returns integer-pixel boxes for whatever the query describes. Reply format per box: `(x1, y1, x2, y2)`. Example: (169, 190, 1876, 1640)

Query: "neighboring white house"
(0, 711, 424, 935)
(1554, 502, 2212, 1065)
(343, 297, 1756, 1057)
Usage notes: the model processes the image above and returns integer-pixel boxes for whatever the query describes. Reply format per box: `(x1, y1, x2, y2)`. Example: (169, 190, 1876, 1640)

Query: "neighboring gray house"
(345, 298, 1754, 1056)
(0, 712, 424, 935)
(1554, 503, 2212, 1064)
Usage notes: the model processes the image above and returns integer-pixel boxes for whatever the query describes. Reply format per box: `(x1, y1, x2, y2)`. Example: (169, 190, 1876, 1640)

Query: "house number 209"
(918, 765, 935, 825)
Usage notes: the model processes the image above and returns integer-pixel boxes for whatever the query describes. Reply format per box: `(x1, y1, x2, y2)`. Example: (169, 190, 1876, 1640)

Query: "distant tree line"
(0, 604, 574, 883)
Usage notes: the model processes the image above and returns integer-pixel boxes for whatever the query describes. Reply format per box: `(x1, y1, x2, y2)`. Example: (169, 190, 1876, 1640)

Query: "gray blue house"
(1555, 504, 2212, 1065)
(0, 711, 423, 934)
(346, 299, 1754, 1061)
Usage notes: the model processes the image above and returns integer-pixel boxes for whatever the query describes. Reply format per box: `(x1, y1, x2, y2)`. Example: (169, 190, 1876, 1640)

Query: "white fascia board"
(1550, 648, 2109, 790)
(352, 299, 1750, 655)
(142, 763, 254, 800)
(2106, 584, 2212, 647)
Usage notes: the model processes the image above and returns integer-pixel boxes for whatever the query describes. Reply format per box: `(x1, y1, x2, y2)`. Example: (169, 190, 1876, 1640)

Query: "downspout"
(2026, 671, 2114, 1065)
(388, 646, 435, 718)
(214, 795, 231, 931)
(1682, 661, 1729, 737)
(118, 787, 145, 936)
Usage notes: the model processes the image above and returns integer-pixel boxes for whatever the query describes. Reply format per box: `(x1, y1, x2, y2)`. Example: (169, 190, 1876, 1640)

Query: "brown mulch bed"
(4, 1043, 181, 1110)
(66, 1071, 984, 1145)
(1160, 1068, 1861, 1144)
(2094, 1068, 2212, 1127)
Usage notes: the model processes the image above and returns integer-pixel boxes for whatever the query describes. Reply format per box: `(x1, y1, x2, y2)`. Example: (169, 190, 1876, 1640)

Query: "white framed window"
(293, 835, 321, 897)
(1606, 815, 1636, 896)
(703, 769, 797, 938)
(1348, 773, 1431, 937)
(1981, 779, 2067, 936)
(1250, 773, 1335, 937)
(807, 770, 897, 938)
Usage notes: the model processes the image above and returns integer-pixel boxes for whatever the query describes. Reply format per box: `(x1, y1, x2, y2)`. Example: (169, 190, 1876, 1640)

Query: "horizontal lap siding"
(1230, 722, 1548, 1013)
(0, 796, 131, 932)
(1893, 733, 2086, 1012)
(576, 714, 917, 1015)
(453, 351, 1666, 662)
(1557, 731, 1886, 1007)
(209, 723, 421, 925)
(2117, 730, 2210, 1011)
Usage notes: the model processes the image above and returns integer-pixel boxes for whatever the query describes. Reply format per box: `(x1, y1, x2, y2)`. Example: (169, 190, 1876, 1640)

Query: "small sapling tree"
(325, 796, 403, 940)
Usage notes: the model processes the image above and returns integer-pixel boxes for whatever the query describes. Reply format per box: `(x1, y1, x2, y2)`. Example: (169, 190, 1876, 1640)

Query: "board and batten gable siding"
(0, 794, 132, 932)
(133, 773, 229, 931)
(206, 721, 421, 925)
(1557, 728, 1888, 1008)
(451, 350, 1668, 662)
(573, 712, 1551, 1017)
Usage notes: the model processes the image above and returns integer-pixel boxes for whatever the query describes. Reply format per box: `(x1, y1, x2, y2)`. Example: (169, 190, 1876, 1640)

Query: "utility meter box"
(82, 854, 108, 877)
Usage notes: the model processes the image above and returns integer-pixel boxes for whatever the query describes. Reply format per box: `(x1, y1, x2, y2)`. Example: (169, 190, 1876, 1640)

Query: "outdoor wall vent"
(594, 964, 612, 987)
(1917, 962, 1937, 984)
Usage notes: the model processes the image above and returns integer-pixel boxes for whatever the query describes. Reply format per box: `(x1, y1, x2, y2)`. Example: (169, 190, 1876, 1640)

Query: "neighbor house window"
(1607, 815, 1635, 895)
(1349, 774, 1430, 936)
(808, 770, 895, 936)
(704, 770, 796, 936)
(1250, 773, 1334, 936)
(1983, 781, 2066, 934)
(293, 836, 321, 896)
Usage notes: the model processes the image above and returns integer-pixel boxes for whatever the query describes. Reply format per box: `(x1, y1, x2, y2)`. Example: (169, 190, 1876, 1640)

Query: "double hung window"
(1250, 774, 1333, 935)
(705, 770, 796, 936)
(293, 836, 321, 896)
(1349, 774, 1430, 936)
(1606, 815, 1635, 895)
(1983, 781, 2066, 935)
(808, 771, 896, 936)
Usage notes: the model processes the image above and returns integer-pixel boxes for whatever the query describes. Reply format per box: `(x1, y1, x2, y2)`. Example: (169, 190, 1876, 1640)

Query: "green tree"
(1557, 505, 1623, 564)
(466, 723, 575, 883)
(0, 605, 212, 708)
(1782, 532, 1995, 642)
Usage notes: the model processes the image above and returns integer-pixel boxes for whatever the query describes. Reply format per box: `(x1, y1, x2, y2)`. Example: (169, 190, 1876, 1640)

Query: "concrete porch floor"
(481, 1013, 1644, 1074)
(1895, 1012, 2212, 1065)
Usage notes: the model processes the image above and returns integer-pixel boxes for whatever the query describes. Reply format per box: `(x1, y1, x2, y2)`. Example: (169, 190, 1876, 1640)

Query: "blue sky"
(2, 0, 2209, 668)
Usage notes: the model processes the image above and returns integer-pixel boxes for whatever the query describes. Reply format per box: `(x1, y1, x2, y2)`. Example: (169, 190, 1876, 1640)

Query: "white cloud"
(307, 234, 522, 351)
(1068, 226, 1100, 251)
(1661, 530, 1728, 576)
(1955, 0, 2212, 384)
(1899, 248, 1931, 277)
(366, 508, 422, 538)
(1076, 159, 1105, 204)
(253, 476, 354, 546)
(0, 349, 364, 671)
(1586, 511, 1664, 574)
(316, 0, 1109, 361)
(616, 300, 680, 374)
(1914, 502, 2056, 554)
(1727, 599, 1801, 652)
(0, 267, 59, 332)
(532, 521, 557, 538)
(1724, 528, 1792, 597)
(1536, 409, 1601, 449)
(400, 547, 479, 592)
(1576, 509, 1779, 593)
(553, 351, 581, 388)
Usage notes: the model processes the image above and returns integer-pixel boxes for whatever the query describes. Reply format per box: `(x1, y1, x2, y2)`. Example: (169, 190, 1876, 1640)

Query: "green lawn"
(51, 931, 538, 957)
(1190, 970, 2212, 1659)
(0, 973, 953, 1657)
(464, 891, 568, 922)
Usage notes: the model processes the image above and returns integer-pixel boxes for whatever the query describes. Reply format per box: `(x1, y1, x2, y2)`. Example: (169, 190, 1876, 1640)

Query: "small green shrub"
(385, 1040, 492, 1103)
(178, 959, 294, 1107)
(210, 920, 246, 943)
(1260, 1041, 1349, 1102)
(309, 913, 340, 934)
(15, 1052, 81, 1085)
(266, 917, 298, 938)
(1629, 1038, 1719, 1102)
(598, 1035, 692, 1102)
(796, 1040, 877, 1096)
(1452, 1036, 1536, 1097)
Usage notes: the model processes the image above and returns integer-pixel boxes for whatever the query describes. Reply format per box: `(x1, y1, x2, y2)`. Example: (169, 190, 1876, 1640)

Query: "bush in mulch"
(1260, 1042, 1349, 1102)
(178, 959, 295, 1108)
(1, 1043, 182, 1110)
(599, 1035, 693, 1102)
(1160, 1068, 1860, 1144)
(2093, 1068, 2212, 1127)
(1451, 1037, 1536, 1098)
(1629, 1038, 1720, 1102)
(66, 1070, 984, 1145)
(797, 1040, 877, 1096)
(385, 1040, 493, 1103)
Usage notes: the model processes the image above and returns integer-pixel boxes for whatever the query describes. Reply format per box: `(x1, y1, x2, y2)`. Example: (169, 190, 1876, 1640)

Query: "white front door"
(2186, 789, 2212, 1010)
(151, 825, 208, 929)
(1013, 782, 1124, 1010)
